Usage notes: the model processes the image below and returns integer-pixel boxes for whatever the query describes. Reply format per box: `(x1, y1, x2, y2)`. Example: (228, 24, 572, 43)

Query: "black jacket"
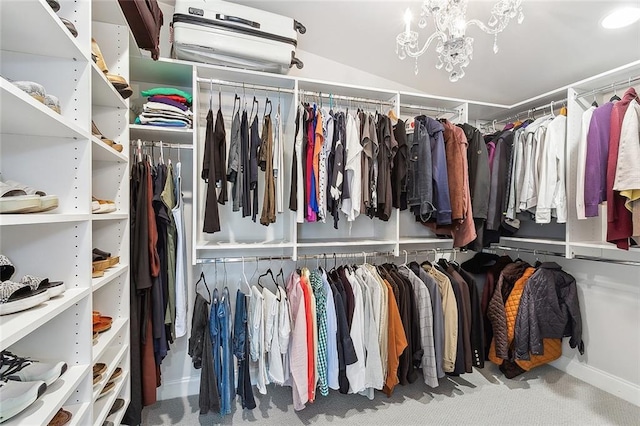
(514, 263, 584, 360)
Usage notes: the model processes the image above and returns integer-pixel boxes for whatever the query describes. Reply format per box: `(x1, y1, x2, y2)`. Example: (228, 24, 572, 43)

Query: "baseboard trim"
(551, 356, 640, 407)
(158, 359, 640, 407)
(157, 376, 200, 401)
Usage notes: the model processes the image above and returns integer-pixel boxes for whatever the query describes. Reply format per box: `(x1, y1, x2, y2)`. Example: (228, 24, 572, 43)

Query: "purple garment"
(148, 95, 189, 111)
(487, 141, 496, 174)
(584, 102, 614, 217)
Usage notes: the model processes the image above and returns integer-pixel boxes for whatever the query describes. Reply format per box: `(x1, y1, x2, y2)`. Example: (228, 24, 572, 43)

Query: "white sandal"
(3, 180, 58, 213)
(0, 182, 41, 214)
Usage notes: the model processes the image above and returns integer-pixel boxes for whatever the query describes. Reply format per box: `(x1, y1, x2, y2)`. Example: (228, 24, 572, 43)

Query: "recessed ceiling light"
(601, 7, 640, 29)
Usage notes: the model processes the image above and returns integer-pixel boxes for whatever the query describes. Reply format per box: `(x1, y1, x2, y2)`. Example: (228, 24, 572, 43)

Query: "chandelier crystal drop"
(396, 0, 525, 82)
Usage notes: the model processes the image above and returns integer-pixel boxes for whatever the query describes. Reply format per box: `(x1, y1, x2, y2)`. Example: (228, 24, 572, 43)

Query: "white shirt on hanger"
(341, 112, 363, 222)
(576, 106, 596, 220)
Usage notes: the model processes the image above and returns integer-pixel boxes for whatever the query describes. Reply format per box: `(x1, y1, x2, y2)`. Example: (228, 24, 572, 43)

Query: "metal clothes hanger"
(240, 257, 251, 293)
(195, 271, 211, 304)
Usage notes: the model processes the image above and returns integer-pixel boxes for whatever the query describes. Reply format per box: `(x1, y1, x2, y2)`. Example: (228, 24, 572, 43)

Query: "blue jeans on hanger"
(218, 288, 234, 415)
(209, 289, 221, 395)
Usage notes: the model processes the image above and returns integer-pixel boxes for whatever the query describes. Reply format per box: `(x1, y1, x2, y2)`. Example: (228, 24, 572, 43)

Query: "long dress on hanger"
(172, 162, 188, 338)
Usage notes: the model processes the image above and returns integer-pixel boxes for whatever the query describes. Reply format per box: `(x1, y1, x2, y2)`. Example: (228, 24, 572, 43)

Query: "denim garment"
(218, 287, 234, 415)
(233, 289, 255, 409)
(209, 288, 221, 394)
(408, 117, 436, 221)
(425, 116, 452, 225)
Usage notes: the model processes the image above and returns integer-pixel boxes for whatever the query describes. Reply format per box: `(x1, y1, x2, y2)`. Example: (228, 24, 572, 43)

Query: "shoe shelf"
(92, 135, 128, 163)
(568, 241, 640, 264)
(92, 213, 128, 221)
(0, 78, 88, 139)
(92, 264, 128, 293)
(0, 288, 89, 351)
(93, 370, 129, 426)
(105, 397, 129, 426)
(91, 62, 129, 110)
(3, 364, 90, 426)
(0, 0, 87, 61)
(0, 214, 90, 226)
(129, 124, 194, 145)
(64, 402, 92, 426)
(93, 318, 128, 363)
(92, 344, 128, 402)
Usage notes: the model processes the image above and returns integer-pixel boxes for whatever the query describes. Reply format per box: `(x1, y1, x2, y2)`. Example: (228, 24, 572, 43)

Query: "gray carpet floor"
(141, 364, 640, 425)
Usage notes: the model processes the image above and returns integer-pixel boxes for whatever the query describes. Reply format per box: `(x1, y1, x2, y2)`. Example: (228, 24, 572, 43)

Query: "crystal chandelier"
(396, 0, 525, 82)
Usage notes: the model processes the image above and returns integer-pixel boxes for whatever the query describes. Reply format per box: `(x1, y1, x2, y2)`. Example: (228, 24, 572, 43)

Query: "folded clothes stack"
(134, 88, 193, 128)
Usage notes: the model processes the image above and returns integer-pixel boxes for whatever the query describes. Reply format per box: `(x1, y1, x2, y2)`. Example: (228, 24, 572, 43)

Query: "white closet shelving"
(128, 56, 640, 266)
(0, 0, 130, 425)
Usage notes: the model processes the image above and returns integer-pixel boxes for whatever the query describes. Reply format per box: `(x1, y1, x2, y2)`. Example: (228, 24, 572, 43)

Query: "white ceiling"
(228, 0, 640, 106)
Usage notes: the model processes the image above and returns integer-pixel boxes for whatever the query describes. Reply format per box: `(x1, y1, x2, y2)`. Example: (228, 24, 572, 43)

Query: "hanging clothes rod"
(485, 245, 565, 258)
(572, 255, 640, 267)
(574, 75, 640, 100)
(197, 255, 293, 264)
(195, 77, 295, 95)
(299, 90, 394, 107)
(496, 97, 567, 124)
(130, 140, 193, 149)
(399, 103, 459, 115)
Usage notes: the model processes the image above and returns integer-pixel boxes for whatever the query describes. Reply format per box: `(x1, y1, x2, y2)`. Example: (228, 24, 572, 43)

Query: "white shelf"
(0, 288, 89, 351)
(92, 0, 127, 26)
(0, 214, 90, 226)
(129, 124, 194, 144)
(92, 136, 128, 163)
(93, 345, 128, 402)
(399, 238, 454, 245)
(93, 318, 128, 363)
(93, 370, 129, 426)
(499, 237, 566, 246)
(296, 239, 397, 248)
(196, 241, 294, 250)
(105, 397, 129, 426)
(0, 0, 86, 61)
(65, 402, 91, 426)
(91, 62, 128, 109)
(3, 364, 90, 426)
(92, 213, 128, 221)
(92, 264, 128, 292)
(0, 78, 88, 139)
(569, 241, 640, 263)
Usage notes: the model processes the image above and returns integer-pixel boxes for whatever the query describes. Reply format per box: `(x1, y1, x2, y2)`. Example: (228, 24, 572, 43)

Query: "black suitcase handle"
(215, 13, 260, 29)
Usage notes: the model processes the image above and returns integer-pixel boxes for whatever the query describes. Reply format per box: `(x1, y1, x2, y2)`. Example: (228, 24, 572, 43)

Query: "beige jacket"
(424, 264, 458, 373)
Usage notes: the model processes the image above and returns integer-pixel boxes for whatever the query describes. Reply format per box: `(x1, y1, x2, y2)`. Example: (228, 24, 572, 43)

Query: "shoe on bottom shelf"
(0, 351, 67, 387)
(0, 379, 47, 423)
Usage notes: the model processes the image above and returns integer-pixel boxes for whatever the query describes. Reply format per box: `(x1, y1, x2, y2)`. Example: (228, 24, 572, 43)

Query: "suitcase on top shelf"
(171, 0, 305, 74)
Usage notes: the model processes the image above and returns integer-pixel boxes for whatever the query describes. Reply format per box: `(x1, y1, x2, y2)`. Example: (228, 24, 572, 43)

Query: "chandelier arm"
(404, 31, 446, 58)
(466, 18, 511, 35)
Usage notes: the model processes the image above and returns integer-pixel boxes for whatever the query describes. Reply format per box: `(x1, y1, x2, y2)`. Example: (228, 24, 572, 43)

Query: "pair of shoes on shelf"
(107, 398, 125, 417)
(97, 368, 122, 400)
(92, 311, 113, 334)
(46, 0, 78, 39)
(91, 121, 123, 153)
(47, 408, 72, 426)
(0, 180, 59, 214)
(0, 254, 65, 316)
(0, 350, 68, 423)
(92, 197, 116, 214)
(92, 249, 119, 278)
(91, 39, 132, 99)
(9, 80, 61, 114)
